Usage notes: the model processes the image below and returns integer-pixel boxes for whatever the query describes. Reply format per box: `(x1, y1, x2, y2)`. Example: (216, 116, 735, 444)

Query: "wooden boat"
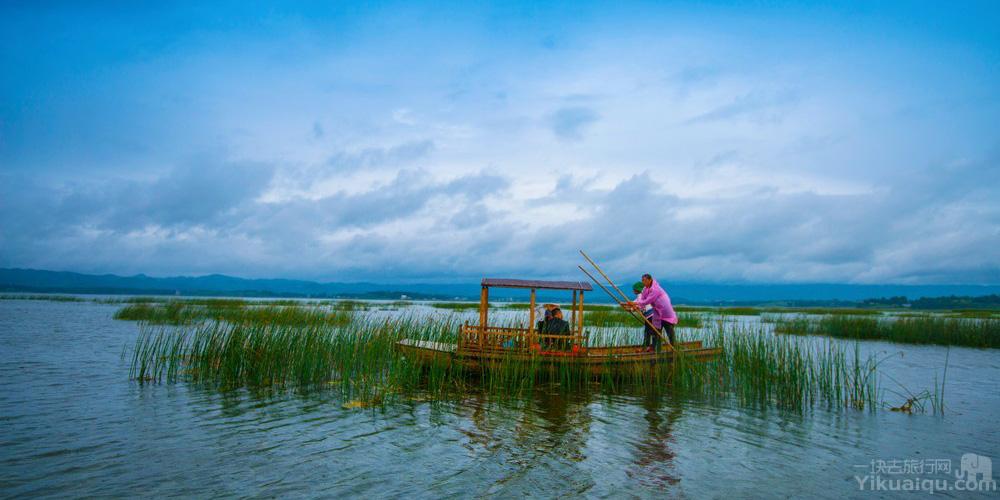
(396, 278, 722, 377)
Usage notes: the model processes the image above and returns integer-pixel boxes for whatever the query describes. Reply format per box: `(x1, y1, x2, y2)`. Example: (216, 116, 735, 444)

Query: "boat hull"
(396, 339, 723, 378)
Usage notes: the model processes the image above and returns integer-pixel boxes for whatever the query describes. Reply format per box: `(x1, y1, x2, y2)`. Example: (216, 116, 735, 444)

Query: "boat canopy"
(481, 278, 593, 291)
(467, 277, 590, 352)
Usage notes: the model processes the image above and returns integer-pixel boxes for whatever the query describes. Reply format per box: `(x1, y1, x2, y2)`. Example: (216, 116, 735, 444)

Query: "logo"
(854, 453, 997, 494)
(956, 453, 993, 487)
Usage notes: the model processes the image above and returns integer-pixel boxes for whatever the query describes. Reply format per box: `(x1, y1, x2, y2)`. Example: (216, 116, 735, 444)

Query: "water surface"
(1, 300, 998, 498)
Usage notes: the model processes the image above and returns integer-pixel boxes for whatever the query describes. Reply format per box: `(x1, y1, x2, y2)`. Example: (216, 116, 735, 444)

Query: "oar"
(580, 250, 639, 306)
(577, 265, 670, 348)
(579, 250, 673, 349)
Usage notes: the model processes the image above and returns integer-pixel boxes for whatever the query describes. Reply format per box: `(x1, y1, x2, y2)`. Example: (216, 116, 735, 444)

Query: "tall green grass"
(115, 302, 353, 327)
(430, 302, 480, 311)
(126, 310, 894, 412)
(774, 315, 1000, 348)
(585, 309, 702, 328)
(0, 294, 85, 302)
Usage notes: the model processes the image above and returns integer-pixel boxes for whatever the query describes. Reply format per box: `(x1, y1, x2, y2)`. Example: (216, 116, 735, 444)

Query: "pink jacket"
(634, 279, 678, 328)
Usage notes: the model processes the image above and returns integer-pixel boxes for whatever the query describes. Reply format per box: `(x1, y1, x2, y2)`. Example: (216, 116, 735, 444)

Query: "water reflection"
(626, 391, 682, 488)
(521, 387, 593, 463)
(2, 300, 999, 498)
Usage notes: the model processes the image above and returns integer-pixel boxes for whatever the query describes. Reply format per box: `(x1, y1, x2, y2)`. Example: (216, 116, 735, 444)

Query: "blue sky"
(1, 1, 998, 284)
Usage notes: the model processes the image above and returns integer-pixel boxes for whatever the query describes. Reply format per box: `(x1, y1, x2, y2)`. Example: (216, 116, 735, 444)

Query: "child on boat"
(632, 282, 657, 351)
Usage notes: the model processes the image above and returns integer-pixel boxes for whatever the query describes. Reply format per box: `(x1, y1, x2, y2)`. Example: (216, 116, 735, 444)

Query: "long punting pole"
(579, 250, 673, 348)
(580, 250, 639, 306)
(577, 265, 669, 345)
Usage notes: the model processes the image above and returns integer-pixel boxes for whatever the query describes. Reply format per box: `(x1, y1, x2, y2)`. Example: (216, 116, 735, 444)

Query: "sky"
(1, 1, 998, 284)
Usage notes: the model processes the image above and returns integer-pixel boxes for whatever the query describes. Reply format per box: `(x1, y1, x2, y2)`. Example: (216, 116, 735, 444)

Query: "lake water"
(1, 299, 998, 498)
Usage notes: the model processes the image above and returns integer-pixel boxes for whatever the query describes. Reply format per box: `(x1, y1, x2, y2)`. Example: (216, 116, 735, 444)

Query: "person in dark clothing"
(536, 306, 554, 333)
(541, 307, 571, 350)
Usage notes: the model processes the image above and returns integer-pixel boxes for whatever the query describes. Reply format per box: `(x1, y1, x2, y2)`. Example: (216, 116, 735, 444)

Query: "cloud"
(1, 153, 997, 284)
(549, 106, 599, 141)
(685, 90, 799, 125)
(324, 140, 435, 173)
(1, 2, 998, 284)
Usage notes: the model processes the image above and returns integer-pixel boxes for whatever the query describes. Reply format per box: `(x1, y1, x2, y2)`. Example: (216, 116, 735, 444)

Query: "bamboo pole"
(580, 250, 638, 306)
(577, 265, 669, 347)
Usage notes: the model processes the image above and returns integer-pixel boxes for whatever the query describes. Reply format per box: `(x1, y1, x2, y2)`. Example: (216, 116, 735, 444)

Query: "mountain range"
(3, 268, 999, 305)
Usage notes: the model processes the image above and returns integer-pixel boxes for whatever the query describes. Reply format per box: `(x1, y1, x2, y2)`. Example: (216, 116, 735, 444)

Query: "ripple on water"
(1, 300, 998, 498)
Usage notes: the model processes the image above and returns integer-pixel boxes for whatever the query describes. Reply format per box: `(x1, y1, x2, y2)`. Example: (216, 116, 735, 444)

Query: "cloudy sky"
(1, 1, 998, 284)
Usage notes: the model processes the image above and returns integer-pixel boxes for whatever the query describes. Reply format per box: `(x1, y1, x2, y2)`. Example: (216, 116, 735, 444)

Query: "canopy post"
(529, 288, 536, 347)
(571, 290, 578, 332)
(577, 291, 585, 340)
(479, 286, 489, 348)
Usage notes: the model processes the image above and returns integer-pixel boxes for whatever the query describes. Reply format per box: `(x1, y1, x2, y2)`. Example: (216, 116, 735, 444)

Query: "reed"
(585, 309, 702, 328)
(430, 302, 480, 311)
(114, 302, 353, 327)
(774, 315, 1000, 348)
(0, 294, 85, 302)
(948, 309, 1000, 319)
(126, 309, 894, 412)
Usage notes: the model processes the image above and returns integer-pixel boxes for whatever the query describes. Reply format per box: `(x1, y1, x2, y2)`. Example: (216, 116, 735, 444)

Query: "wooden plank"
(481, 278, 593, 291)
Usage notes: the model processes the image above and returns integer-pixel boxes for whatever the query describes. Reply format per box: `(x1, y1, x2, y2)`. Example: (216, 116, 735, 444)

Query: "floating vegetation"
(717, 307, 761, 316)
(0, 294, 86, 302)
(430, 302, 480, 311)
(330, 300, 372, 311)
(114, 302, 353, 327)
(126, 310, 896, 413)
(585, 309, 702, 329)
(774, 315, 1000, 348)
(948, 309, 1000, 319)
(765, 307, 883, 316)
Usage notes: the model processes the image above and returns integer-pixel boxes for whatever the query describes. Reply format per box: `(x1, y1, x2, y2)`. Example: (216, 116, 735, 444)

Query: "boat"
(396, 278, 722, 377)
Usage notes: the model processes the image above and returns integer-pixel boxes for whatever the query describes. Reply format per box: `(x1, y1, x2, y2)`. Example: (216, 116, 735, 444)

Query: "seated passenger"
(543, 307, 571, 349)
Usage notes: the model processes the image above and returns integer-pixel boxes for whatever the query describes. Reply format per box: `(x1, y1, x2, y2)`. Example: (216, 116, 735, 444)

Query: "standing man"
(626, 274, 677, 352)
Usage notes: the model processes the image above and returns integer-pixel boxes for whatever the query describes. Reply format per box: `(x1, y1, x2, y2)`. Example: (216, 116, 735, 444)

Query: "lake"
(1, 299, 998, 498)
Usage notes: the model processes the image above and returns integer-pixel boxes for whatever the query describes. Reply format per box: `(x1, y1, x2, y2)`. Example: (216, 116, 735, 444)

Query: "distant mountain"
(2, 268, 999, 304)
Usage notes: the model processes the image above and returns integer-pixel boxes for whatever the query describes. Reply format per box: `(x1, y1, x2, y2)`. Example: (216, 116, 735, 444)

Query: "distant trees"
(861, 294, 1000, 310)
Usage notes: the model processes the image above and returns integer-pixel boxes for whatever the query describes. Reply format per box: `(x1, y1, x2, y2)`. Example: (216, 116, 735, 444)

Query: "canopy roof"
(481, 278, 593, 291)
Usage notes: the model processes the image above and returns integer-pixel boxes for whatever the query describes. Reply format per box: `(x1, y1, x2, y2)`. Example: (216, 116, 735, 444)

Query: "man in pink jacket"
(627, 273, 677, 352)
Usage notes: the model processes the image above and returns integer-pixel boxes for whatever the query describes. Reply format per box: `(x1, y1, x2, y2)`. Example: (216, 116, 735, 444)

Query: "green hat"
(632, 281, 644, 293)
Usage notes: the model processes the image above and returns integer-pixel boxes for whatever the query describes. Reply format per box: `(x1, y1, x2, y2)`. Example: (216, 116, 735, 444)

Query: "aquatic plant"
(774, 315, 1000, 348)
(0, 294, 85, 302)
(127, 311, 893, 413)
(430, 302, 481, 311)
(585, 309, 702, 329)
(948, 309, 1000, 319)
(114, 302, 353, 327)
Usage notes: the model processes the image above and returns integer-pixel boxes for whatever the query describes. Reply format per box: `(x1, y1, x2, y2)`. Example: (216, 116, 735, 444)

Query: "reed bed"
(430, 302, 480, 311)
(0, 294, 86, 302)
(585, 309, 703, 328)
(774, 315, 1000, 348)
(948, 309, 1000, 319)
(115, 302, 353, 327)
(126, 310, 892, 412)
